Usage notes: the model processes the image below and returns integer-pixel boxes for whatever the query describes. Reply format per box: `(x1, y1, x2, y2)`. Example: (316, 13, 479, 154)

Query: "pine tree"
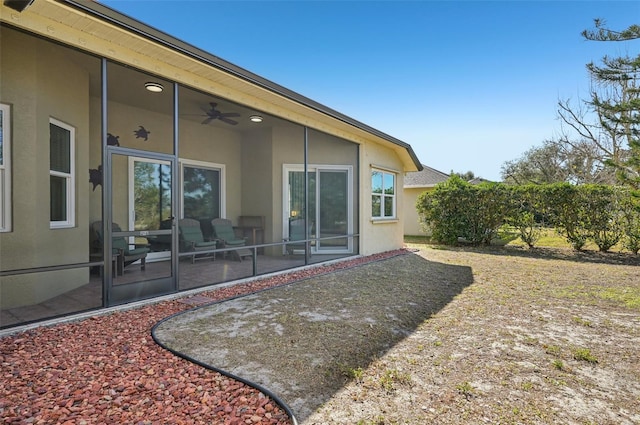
(582, 20, 640, 194)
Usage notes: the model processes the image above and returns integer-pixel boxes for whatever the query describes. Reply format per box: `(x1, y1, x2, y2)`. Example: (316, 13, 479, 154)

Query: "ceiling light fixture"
(144, 82, 164, 93)
(249, 115, 263, 123)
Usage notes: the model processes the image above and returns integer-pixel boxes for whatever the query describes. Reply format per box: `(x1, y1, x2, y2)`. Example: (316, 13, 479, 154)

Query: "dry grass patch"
(306, 245, 640, 425)
(154, 245, 639, 425)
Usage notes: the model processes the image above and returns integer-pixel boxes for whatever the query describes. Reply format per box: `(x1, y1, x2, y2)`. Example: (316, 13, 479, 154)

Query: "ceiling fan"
(200, 102, 241, 125)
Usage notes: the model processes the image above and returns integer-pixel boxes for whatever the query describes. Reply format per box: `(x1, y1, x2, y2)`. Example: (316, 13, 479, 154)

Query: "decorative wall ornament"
(89, 165, 103, 191)
(107, 133, 120, 146)
(133, 125, 151, 141)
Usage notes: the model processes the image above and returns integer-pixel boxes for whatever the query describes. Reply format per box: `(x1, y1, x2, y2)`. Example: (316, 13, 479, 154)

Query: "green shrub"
(546, 183, 591, 251)
(416, 177, 509, 246)
(469, 182, 511, 245)
(582, 185, 625, 252)
(505, 185, 547, 248)
(417, 180, 637, 253)
(621, 197, 640, 254)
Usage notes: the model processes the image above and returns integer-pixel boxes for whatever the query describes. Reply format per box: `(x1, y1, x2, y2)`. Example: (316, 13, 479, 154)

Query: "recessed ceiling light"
(249, 115, 263, 123)
(144, 82, 164, 93)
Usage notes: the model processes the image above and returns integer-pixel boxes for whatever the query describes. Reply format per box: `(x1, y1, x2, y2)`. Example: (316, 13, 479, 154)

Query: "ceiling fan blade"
(201, 117, 214, 125)
(219, 117, 239, 125)
(220, 112, 241, 118)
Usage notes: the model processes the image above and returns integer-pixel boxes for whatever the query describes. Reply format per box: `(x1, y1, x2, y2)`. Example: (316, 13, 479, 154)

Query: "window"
(49, 118, 75, 228)
(371, 169, 395, 219)
(181, 160, 224, 221)
(0, 103, 11, 232)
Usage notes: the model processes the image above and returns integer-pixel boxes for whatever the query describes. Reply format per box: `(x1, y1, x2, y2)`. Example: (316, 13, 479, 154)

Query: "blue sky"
(101, 0, 638, 181)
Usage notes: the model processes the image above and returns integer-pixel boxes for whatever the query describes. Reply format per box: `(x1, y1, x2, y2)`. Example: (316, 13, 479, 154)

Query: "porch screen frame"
(0, 103, 11, 232)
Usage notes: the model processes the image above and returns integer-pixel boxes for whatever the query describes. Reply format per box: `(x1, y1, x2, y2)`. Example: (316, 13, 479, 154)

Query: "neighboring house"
(403, 165, 449, 236)
(0, 0, 422, 329)
(468, 177, 492, 185)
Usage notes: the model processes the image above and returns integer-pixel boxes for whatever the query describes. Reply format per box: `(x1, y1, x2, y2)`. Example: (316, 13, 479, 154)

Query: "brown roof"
(404, 165, 450, 188)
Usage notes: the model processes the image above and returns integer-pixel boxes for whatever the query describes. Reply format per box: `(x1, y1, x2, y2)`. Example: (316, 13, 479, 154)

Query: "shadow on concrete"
(152, 252, 473, 423)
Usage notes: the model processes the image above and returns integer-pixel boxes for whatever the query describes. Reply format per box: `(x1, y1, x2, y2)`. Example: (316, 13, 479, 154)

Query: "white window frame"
(371, 168, 396, 220)
(179, 159, 226, 219)
(0, 103, 11, 232)
(49, 118, 75, 229)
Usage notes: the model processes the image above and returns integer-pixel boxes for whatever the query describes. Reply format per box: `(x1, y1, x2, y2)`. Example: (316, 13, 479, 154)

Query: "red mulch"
(0, 250, 407, 424)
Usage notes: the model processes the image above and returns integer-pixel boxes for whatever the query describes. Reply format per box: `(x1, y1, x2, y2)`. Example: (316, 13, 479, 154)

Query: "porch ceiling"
(1, 0, 422, 171)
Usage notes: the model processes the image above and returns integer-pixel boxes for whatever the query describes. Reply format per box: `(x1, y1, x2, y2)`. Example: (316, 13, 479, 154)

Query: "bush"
(546, 183, 591, 251)
(416, 177, 509, 246)
(417, 176, 470, 245)
(505, 185, 547, 248)
(581, 185, 625, 252)
(621, 197, 640, 254)
(470, 182, 511, 245)
(417, 180, 637, 253)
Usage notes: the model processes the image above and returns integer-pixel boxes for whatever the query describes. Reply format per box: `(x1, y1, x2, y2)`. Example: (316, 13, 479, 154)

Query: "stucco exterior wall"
(0, 28, 91, 307)
(360, 141, 405, 256)
(241, 127, 275, 243)
(404, 187, 432, 236)
(271, 125, 305, 245)
(91, 101, 245, 227)
(179, 118, 242, 221)
(108, 101, 176, 226)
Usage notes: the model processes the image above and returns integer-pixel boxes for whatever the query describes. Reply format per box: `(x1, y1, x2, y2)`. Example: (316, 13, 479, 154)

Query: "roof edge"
(57, 0, 422, 170)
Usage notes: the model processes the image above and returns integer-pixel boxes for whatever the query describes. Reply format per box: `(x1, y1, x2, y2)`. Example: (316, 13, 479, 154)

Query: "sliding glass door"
(318, 170, 349, 250)
(285, 166, 352, 253)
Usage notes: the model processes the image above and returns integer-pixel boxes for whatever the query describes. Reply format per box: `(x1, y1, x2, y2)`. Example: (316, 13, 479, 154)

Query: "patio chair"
(285, 218, 313, 256)
(90, 221, 149, 275)
(147, 218, 173, 252)
(178, 218, 218, 263)
(211, 218, 252, 261)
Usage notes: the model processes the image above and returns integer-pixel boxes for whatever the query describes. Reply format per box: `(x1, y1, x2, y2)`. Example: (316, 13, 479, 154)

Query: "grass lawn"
(406, 225, 635, 253)
(306, 243, 639, 424)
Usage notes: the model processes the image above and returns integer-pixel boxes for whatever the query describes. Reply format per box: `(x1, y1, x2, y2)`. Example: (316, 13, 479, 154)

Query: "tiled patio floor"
(1, 252, 350, 329)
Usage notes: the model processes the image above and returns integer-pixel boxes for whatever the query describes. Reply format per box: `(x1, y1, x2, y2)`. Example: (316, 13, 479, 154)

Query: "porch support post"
(303, 126, 310, 265)
(171, 82, 179, 287)
(100, 57, 112, 306)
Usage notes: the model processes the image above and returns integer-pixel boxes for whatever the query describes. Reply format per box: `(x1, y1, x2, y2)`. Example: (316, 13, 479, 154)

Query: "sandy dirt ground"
(155, 246, 640, 424)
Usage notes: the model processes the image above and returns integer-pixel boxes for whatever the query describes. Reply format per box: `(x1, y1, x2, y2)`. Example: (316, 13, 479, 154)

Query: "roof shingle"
(404, 165, 450, 187)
